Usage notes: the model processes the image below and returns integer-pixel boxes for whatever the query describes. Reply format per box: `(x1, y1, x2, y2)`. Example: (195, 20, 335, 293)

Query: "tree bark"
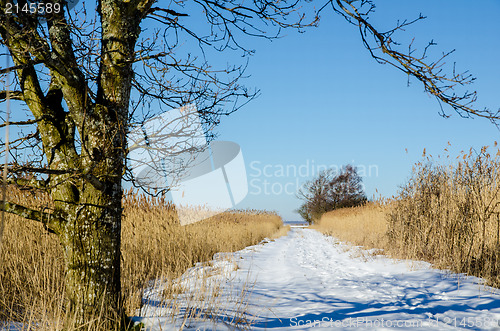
(54, 1, 148, 326)
(58, 184, 124, 327)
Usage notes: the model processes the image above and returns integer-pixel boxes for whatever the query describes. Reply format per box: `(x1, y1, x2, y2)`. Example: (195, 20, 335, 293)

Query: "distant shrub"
(297, 164, 367, 223)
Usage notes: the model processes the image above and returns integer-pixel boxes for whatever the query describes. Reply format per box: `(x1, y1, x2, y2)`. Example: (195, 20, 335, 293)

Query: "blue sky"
(211, 0, 500, 221)
(3, 0, 498, 223)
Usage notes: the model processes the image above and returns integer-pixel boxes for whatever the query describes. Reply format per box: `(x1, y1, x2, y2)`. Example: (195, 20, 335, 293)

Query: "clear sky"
(5, 0, 497, 223)
(209, 0, 500, 221)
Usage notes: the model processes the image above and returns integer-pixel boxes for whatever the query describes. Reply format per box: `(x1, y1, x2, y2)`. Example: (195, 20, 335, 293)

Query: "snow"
(136, 228, 500, 330)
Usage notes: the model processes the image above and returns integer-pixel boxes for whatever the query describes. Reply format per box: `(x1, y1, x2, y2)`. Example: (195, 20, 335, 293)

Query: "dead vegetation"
(315, 144, 500, 288)
(0, 189, 284, 330)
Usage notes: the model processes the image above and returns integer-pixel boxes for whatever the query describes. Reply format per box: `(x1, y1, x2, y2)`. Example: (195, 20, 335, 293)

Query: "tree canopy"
(297, 165, 367, 223)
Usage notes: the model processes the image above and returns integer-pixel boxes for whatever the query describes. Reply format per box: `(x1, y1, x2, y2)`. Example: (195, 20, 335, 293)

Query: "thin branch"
(0, 90, 23, 102)
(329, 0, 499, 124)
(148, 7, 189, 17)
(0, 118, 40, 128)
(0, 60, 44, 75)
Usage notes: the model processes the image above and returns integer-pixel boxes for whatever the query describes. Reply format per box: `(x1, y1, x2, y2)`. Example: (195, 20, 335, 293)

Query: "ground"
(136, 228, 500, 330)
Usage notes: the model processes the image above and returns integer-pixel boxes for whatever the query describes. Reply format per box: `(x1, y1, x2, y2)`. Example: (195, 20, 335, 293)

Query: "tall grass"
(312, 202, 388, 250)
(315, 144, 500, 288)
(388, 146, 500, 286)
(121, 191, 283, 315)
(0, 188, 284, 329)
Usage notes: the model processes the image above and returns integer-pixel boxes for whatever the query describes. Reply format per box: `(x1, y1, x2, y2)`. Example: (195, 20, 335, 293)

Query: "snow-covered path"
(138, 228, 500, 330)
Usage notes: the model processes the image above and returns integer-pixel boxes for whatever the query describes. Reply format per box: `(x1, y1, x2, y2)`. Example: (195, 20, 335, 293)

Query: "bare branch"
(5, 177, 47, 190)
(148, 7, 189, 17)
(0, 119, 40, 128)
(328, 0, 499, 124)
(0, 90, 23, 102)
(4, 165, 74, 175)
(0, 60, 44, 75)
(0, 200, 62, 234)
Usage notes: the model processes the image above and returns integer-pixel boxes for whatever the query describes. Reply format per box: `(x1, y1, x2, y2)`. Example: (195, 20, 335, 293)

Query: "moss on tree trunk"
(59, 184, 124, 328)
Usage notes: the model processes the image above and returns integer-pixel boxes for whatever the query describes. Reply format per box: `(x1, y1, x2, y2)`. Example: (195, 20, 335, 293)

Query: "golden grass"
(0, 188, 284, 330)
(314, 145, 500, 288)
(312, 202, 388, 251)
(388, 146, 500, 287)
(266, 225, 291, 241)
(121, 192, 283, 315)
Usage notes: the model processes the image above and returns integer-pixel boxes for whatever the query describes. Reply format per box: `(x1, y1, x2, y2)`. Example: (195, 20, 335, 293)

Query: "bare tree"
(297, 165, 366, 223)
(328, 164, 367, 209)
(0, 0, 316, 327)
(297, 168, 336, 223)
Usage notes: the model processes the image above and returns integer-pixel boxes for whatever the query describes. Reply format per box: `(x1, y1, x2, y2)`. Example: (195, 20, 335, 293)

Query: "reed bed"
(312, 202, 388, 251)
(0, 188, 284, 329)
(315, 144, 500, 288)
(388, 146, 500, 286)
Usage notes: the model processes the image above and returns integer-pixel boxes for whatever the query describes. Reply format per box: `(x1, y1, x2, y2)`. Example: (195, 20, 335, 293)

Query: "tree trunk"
(54, 2, 143, 326)
(57, 179, 124, 328)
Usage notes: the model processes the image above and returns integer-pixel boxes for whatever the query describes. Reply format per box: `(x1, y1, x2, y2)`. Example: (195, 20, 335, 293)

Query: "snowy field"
(136, 228, 500, 330)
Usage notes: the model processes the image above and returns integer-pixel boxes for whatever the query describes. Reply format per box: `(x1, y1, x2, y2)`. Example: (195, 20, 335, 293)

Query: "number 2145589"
(5, 2, 62, 15)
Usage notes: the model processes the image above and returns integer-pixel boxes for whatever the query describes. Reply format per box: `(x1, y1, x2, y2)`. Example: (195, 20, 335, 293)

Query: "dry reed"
(388, 145, 500, 286)
(315, 144, 500, 288)
(0, 188, 284, 330)
(313, 202, 388, 251)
